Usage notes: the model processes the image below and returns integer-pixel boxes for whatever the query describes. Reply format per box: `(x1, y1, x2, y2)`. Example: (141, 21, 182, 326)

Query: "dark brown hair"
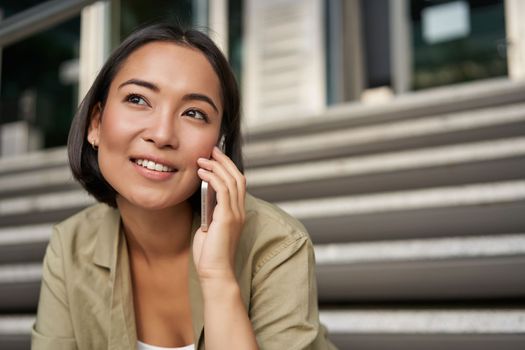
(68, 23, 243, 208)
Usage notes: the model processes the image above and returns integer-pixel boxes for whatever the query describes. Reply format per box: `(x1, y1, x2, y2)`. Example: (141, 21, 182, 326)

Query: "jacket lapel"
(92, 206, 120, 270)
(91, 206, 137, 350)
(114, 231, 138, 350)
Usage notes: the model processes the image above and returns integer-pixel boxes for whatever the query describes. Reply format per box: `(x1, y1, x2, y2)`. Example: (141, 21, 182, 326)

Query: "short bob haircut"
(68, 23, 243, 209)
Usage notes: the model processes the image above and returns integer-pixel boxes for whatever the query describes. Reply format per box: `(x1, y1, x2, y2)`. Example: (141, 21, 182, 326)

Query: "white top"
(137, 340, 195, 350)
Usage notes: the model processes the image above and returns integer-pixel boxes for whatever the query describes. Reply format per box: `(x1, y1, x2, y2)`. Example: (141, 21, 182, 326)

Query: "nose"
(142, 108, 179, 149)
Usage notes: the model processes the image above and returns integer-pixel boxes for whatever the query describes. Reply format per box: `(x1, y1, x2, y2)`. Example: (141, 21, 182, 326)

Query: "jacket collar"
(92, 205, 121, 271)
(91, 206, 205, 349)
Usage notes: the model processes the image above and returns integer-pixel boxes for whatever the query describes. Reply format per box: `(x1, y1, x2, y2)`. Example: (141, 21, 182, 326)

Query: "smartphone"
(200, 136, 225, 232)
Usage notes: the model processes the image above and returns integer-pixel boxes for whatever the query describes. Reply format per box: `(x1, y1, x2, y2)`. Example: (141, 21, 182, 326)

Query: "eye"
(184, 108, 208, 122)
(124, 93, 149, 106)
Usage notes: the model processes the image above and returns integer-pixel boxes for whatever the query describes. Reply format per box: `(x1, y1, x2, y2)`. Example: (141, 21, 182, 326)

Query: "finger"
(212, 147, 242, 178)
(197, 157, 241, 219)
(211, 147, 246, 215)
(197, 168, 233, 219)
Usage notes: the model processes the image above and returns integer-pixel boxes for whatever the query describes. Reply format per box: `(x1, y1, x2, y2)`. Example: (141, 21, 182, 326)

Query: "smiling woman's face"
(88, 41, 223, 210)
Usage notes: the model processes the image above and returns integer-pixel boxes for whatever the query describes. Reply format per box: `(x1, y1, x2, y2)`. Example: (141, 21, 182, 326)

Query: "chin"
(116, 192, 182, 211)
(137, 201, 173, 211)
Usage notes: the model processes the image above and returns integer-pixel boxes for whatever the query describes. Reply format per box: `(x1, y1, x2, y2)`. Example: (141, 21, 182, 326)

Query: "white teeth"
(134, 159, 174, 172)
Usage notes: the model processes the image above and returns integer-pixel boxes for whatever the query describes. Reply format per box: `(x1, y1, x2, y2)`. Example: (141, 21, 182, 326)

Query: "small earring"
(90, 139, 98, 151)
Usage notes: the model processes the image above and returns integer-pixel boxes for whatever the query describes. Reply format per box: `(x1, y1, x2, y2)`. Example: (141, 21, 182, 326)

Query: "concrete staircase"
(1, 78, 525, 349)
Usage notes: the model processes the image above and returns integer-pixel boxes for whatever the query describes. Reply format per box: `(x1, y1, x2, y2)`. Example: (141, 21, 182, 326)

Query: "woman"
(32, 23, 336, 350)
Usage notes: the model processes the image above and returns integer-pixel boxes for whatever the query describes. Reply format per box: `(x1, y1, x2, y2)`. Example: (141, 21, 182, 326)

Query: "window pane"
(228, 0, 243, 85)
(0, 0, 42, 18)
(0, 12, 80, 151)
(120, 0, 194, 39)
(410, 0, 507, 90)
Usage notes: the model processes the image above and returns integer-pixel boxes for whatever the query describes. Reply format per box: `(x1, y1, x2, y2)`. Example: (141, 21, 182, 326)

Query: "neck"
(116, 196, 194, 264)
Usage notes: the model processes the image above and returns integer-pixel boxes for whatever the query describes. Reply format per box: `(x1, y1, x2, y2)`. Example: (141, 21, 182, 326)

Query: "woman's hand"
(194, 146, 246, 282)
(195, 147, 259, 350)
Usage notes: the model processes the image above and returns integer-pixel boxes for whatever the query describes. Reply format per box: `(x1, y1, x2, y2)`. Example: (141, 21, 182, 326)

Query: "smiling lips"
(134, 158, 176, 172)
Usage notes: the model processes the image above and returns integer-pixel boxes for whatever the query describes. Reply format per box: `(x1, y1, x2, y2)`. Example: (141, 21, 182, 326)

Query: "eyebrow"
(118, 79, 159, 92)
(118, 79, 219, 113)
(182, 93, 219, 113)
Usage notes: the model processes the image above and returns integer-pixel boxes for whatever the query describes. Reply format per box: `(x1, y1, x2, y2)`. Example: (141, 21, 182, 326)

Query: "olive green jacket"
(32, 194, 337, 350)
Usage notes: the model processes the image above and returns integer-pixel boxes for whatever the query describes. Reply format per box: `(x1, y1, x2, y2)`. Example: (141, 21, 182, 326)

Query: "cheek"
(96, 109, 134, 179)
(184, 131, 220, 163)
(99, 111, 130, 146)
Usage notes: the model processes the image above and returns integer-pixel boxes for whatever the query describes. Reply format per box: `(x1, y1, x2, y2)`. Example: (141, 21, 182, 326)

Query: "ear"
(87, 103, 102, 146)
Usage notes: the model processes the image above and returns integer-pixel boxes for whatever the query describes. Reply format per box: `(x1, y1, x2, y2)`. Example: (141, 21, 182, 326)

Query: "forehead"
(112, 41, 222, 105)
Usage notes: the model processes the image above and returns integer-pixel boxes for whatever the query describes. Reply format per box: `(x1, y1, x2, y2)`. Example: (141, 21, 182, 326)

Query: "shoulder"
(54, 203, 115, 238)
(244, 193, 308, 236)
(50, 203, 118, 260)
(239, 193, 313, 274)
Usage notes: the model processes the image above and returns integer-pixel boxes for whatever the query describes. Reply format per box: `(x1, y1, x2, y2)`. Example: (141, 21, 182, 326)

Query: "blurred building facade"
(0, 0, 524, 349)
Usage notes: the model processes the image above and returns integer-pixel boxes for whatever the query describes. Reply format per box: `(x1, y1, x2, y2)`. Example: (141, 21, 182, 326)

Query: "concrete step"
(0, 224, 52, 263)
(247, 137, 525, 201)
(275, 180, 525, 243)
(3, 142, 521, 204)
(320, 308, 525, 350)
(0, 189, 93, 227)
(0, 181, 523, 241)
(246, 78, 525, 140)
(0, 147, 67, 176)
(244, 102, 525, 167)
(0, 264, 41, 312)
(2, 308, 524, 350)
(0, 166, 78, 199)
(315, 233, 525, 302)
(0, 137, 523, 202)
(0, 315, 32, 350)
(2, 234, 522, 310)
